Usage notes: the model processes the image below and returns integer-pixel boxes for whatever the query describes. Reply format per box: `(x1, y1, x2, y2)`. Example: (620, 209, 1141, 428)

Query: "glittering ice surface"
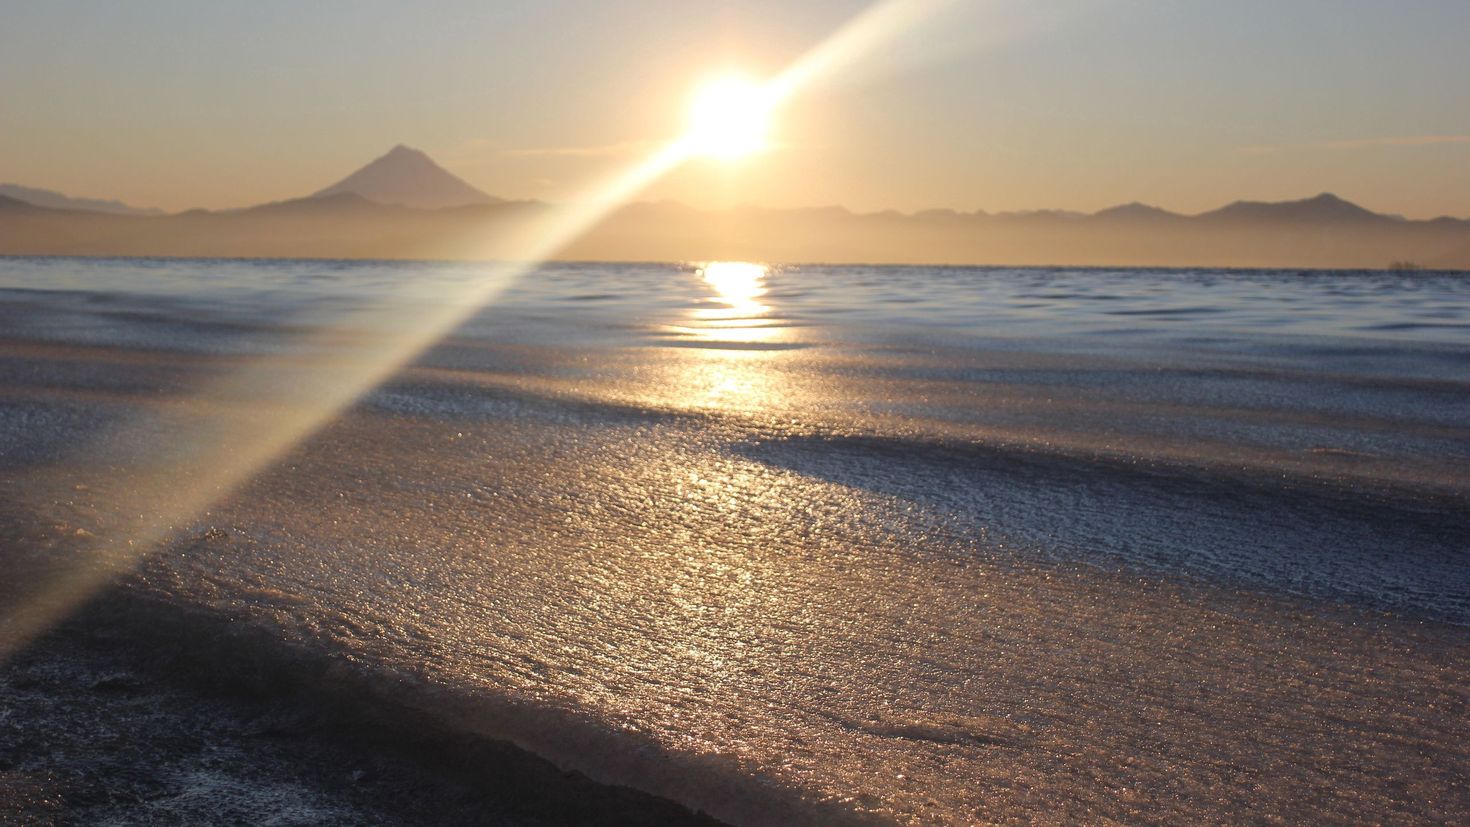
(1, 258, 1468, 824)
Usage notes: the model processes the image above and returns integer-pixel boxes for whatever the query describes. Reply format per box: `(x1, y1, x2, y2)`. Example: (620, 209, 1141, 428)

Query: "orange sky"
(3, 0, 1468, 217)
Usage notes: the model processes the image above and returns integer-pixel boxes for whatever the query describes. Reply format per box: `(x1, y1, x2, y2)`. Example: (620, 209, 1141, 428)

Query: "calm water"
(1, 257, 1468, 824)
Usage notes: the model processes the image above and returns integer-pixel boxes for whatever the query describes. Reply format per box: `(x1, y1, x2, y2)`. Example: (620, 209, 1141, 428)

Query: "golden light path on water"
(684, 262, 788, 410)
(0, 0, 959, 659)
(700, 261, 770, 319)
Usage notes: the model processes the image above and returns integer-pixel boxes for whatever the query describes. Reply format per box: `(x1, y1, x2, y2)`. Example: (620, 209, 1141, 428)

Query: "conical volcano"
(312, 144, 498, 209)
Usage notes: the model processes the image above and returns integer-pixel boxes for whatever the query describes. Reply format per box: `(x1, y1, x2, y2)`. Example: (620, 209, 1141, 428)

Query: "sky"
(2, 0, 1468, 217)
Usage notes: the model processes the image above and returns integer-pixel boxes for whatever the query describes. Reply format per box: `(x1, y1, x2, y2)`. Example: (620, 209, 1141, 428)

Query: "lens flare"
(0, 0, 962, 661)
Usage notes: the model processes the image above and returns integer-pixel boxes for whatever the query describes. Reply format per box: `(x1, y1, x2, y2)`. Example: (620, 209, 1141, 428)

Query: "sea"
(1, 257, 1467, 824)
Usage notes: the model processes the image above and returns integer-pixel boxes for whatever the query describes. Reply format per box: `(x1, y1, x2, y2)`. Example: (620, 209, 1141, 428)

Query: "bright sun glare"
(685, 74, 775, 160)
(700, 261, 768, 315)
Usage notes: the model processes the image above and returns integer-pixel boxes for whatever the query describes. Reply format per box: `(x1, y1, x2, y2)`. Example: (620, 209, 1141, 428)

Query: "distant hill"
(237, 192, 400, 216)
(1093, 202, 1183, 222)
(0, 194, 46, 213)
(1197, 192, 1388, 224)
(311, 145, 499, 209)
(0, 183, 164, 216)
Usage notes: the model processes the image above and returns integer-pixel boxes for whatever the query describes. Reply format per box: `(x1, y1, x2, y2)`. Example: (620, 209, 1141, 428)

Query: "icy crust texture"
(1, 259, 1468, 824)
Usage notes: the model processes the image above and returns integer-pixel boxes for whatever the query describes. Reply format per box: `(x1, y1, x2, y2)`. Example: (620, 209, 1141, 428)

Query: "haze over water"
(1, 257, 1468, 823)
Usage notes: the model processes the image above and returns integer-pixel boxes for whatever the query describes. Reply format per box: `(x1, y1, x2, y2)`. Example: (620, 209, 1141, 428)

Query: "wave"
(364, 373, 1470, 629)
(81, 584, 873, 826)
(731, 430, 1470, 624)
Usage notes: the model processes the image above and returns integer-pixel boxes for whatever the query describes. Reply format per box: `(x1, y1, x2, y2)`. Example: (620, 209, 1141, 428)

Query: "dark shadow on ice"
(732, 433, 1470, 624)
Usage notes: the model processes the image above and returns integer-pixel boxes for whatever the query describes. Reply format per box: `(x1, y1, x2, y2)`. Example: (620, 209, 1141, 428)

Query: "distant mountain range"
(1, 146, 1467, 269)
(0, 183, 164, 217)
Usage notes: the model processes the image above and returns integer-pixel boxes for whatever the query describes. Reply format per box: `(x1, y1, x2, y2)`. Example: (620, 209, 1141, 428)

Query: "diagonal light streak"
(0, 0, 957, 660)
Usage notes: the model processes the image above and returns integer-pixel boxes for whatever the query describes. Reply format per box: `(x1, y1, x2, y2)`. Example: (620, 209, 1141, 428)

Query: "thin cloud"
(1325, 134, 1470, 150)
(441, 138, 657, 165)
(454, 137, 798, 162)
(1241, 134, 1470, 154)
(503, 140, 658, 158)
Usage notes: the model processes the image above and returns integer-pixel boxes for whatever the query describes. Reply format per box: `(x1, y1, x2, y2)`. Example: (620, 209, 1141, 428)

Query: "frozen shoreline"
(7, 529, 1469, 825)
(2, 259, 1468, 823)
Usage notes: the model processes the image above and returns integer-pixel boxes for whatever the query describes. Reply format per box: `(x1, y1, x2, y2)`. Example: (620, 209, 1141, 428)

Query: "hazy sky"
(3, 0, 1468, 216)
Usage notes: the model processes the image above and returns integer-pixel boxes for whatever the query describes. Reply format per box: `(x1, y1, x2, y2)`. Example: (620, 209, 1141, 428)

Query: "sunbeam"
(0, 0, 959, 660)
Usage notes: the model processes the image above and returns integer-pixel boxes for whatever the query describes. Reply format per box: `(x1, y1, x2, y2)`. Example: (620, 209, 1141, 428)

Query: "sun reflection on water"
(700, 261, 769, 317)
(682, 261, 785, 346)
(666, 261, 792, 412)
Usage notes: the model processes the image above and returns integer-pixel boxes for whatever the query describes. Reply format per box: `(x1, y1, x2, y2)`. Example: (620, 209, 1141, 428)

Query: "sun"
(684, 74, 775, 160)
